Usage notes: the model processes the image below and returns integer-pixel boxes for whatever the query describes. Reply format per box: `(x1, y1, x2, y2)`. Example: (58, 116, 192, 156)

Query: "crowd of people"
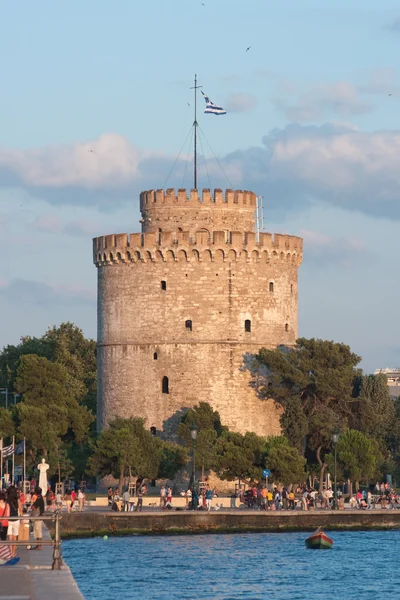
(108, 484, 149, 512)
(0, 480, 88, 565)
(0, 484, 45, 565)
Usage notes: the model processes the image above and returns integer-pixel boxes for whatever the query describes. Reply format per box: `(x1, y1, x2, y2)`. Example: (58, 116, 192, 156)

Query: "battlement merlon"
(140, 188, 257, 210)
(92, 231, 303, 266)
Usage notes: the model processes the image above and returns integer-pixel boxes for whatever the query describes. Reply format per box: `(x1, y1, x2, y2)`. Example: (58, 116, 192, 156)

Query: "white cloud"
(273, 81, 373, 122)
(34, 214, 100, 236)
(0, 133, 158, 189)
(1, 123, 400, 220)
(225, 93, 257, 113)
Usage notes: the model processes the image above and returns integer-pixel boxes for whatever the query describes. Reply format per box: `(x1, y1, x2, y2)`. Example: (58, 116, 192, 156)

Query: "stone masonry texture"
(93, 188, 303, 437)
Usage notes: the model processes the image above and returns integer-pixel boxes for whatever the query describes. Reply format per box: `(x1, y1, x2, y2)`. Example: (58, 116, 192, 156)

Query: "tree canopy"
(88, 417, 186, 492)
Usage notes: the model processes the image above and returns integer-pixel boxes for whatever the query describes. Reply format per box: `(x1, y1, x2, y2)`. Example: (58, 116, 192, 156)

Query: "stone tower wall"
(94, 203, 303, 437)
(140, 188, 257, 233)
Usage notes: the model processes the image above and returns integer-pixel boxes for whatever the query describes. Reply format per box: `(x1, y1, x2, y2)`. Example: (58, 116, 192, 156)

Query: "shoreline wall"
(53, 511, 400, 539)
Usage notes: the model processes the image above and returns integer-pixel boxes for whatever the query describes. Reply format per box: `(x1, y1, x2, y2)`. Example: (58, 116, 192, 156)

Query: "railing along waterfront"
(0, 511, 63, 569)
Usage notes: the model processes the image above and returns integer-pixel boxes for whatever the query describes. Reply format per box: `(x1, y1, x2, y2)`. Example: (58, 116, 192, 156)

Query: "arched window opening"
(185, 319, 193, 332)
(153, 352, 158, 360)
(269, 282, 274, 292)
(285, 323, 289, 332)
(162, 376, 169, 394)
(158, 228, 162, 244)
(245, 319, 251, 333)
(150, 426, 157, 436)
(161, 280, 167, 291)
(290, 284, 293, 293)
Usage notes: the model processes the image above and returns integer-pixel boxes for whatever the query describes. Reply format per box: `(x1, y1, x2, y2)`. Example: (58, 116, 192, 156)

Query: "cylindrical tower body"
(94, 189, 303, 437)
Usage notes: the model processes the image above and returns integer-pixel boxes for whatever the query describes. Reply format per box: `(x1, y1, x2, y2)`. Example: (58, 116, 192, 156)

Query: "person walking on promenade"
(0, 491, 10, 542)
(77, 489, 85, 512)
(135, 484, 147, 512)
(160, 485, 166, 509)
(165, 487, 173, 510)
(302, 490, 308, 511)
(71, 489, 77, 511)
(31, 486, 44, 551)
(288, 490, 295, 510)
(65, 490, 72, 513)
(45, 487, 53, 512)
(282, 488, 288, 510)
(205, 485, 214, 511)
(6, 486, 21, 558)
(123, 489, 130, 512)
(56, 490, 63, 511)
(261, 487, 267, 510)
(367, 490, 372, 510)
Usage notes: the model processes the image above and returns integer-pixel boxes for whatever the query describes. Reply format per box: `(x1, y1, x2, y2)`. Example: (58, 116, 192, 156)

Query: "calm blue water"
(64, 531, 400, 599)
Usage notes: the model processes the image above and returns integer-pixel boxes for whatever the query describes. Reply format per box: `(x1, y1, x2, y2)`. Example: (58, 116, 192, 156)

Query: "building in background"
(374, 368, 400, 398)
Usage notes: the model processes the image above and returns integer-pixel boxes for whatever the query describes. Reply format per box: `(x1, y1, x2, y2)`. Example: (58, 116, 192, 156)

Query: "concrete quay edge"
(51, 509, 400, 539)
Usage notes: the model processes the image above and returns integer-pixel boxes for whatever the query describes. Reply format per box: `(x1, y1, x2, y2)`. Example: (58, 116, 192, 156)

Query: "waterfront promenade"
(1, 525, 84, 600)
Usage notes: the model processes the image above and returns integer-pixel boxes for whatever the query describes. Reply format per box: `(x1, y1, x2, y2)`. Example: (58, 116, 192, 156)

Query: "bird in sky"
(246, 46, 251, 52)
(88, 148, 94, 153)
(388, 93, 393, 96)
(201, 2, 205, 6)
(187, 102, 190, 106)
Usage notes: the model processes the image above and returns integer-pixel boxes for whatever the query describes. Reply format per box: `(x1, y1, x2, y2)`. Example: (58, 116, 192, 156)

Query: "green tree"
(332, 429, 381, 490)
(351, 374, 396, 441)
(265, 436, 307, 485)
(0, 407, 14, 439)
(157, 441, 188, 479)
(44, 323, 97, 414)
(88, 417, 162, 493)
(256, 338, 362, 485)
(0, 322, 96, 414)
(178, 402, 226, 474)
(15, 355, 94, 457)
(214, 431, 266, 483)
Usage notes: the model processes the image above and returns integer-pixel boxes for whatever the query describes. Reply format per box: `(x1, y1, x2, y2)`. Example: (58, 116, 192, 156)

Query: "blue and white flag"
(14, 440, 25, 455)
(2, 444, 14, 458)
(201, 90, 227, 115)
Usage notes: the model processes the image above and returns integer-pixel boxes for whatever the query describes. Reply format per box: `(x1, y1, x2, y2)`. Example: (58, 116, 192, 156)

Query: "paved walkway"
(0, 525, 84, 600)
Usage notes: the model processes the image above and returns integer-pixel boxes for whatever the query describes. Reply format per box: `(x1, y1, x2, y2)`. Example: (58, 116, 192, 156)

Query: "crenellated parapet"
(140, 188, 257, 209)
(93, 230, 303, 267)
(139, 188, 257, 233)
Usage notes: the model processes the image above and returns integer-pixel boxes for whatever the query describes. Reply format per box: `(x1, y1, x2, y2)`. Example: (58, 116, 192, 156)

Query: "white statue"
(37, 458, 49, 492)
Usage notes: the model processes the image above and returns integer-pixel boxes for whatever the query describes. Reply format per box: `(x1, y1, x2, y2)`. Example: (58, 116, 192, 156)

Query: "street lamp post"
(190, 423, 198, 510)
(332, 427, 340, 510)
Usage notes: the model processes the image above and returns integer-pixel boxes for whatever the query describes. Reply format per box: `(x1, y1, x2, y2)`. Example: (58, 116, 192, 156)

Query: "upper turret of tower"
(140, 188, 256, 234)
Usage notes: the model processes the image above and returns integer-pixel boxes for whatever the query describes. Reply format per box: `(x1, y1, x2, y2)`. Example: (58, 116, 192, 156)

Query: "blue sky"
(1, 0, 400, 372)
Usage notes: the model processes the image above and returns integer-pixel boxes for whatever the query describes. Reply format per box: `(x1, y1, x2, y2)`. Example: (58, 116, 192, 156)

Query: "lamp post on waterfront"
(332, 427, 340, 510)
(190, 423, 198, 510)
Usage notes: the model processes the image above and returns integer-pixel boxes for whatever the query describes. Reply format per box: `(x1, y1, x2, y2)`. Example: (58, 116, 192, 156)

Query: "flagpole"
(23, 438, 26, 488)
(190, 74, 202, 190)
(12, 435, 15, 485)
(0, 438, 2, 490)
(194, 74, 197, 189)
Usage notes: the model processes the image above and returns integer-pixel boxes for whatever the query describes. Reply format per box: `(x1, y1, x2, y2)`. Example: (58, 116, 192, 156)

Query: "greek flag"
(201, 90, 227, 115)
(2, 444, 14, 458)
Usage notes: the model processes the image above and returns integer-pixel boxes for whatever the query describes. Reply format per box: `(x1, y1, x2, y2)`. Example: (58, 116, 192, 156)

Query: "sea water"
(63, 531, 400, 599)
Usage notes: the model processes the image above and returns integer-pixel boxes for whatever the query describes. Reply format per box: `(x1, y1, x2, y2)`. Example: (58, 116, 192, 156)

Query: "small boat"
(305, 529, 333, 549)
